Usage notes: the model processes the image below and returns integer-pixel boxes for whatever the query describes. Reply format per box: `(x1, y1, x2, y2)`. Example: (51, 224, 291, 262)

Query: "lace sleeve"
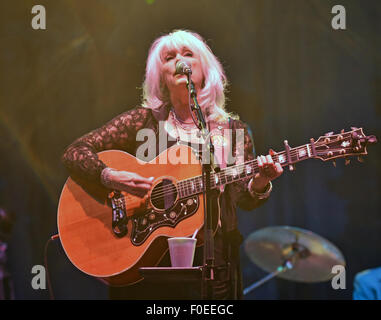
(61, 107, 151, 183)
(229, 119, 269, 211)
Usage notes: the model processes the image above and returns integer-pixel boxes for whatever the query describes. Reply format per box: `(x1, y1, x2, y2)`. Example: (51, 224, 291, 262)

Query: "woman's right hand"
(101, 168, 154, 198)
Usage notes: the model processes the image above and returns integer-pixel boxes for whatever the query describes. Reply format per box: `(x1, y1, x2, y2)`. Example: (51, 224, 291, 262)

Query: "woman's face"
(161, 46, 204, 97)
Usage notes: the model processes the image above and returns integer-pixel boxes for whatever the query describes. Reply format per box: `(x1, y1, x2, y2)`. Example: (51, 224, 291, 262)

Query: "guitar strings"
(116, 143, 350, 203)
(152, 144, 308, 196)
(148, 144, 352, 201)
(114, 135, 354, 202)
(150, 161, 263, 200)
(150, 143, 343, 199)
(138, 137, 353, 201)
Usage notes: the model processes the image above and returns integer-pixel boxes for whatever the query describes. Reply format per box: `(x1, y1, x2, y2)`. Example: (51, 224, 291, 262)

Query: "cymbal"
(244, 226, 345, 283)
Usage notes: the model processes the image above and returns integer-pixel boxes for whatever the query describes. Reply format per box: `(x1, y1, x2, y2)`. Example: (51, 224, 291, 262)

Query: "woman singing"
(62, 29, 283, 299)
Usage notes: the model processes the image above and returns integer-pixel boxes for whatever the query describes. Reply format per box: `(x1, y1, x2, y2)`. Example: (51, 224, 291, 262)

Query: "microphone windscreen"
(175, 61, 191, 75)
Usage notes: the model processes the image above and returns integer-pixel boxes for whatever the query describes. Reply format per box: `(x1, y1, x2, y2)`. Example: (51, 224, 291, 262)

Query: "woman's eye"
(165, 56, 174, 61)
(184, 52, 193, 57)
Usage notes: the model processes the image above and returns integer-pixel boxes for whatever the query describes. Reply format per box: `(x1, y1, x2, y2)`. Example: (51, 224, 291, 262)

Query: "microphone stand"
(185, 74, 217, 300)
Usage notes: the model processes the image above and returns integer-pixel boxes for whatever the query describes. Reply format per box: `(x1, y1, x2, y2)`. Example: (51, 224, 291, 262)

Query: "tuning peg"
(325, 131, 334, 136)
(332, 160, 336, 167)
(367, 135, 377, 144)
(289, 164, 295, 171)
(341, 129, 345, 133)
(345, 158, 351, 166)
(269, 148, 276, 156)
(357, 156, 364, 163)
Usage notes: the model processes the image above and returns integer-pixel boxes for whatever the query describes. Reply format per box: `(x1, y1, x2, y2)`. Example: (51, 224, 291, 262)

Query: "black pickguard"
(130, 195, 200, 246)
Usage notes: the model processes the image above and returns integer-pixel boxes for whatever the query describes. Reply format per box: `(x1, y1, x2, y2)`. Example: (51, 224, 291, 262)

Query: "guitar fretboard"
(177, 143, 316, 198)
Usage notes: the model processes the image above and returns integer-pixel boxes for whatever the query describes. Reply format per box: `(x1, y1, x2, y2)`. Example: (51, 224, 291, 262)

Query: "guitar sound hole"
(150, 178, 178, 210)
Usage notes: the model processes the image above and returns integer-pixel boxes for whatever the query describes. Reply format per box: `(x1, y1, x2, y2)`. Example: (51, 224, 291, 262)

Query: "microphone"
(175, 61, 192, 75)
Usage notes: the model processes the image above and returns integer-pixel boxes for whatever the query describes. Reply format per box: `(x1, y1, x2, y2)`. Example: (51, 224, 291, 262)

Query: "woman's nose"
(175, 53, 183, 64)
(175, 52, 191, 64)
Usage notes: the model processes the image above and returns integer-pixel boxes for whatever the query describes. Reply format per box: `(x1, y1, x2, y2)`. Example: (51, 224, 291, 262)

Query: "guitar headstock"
(313, 127, 377, 163)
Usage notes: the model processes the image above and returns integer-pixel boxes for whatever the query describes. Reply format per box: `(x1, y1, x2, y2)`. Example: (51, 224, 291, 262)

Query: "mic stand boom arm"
(186, 77, 218, 300)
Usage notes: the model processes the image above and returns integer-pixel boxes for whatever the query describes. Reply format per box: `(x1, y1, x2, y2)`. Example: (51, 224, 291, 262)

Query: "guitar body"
(58, 145, 218, 286)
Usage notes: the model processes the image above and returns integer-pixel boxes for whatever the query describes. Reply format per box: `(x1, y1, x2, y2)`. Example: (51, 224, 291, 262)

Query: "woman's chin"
(170, 78, 188, 90)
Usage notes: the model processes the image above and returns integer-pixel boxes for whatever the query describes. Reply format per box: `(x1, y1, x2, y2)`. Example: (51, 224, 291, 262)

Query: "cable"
(43, 234, 59, 300)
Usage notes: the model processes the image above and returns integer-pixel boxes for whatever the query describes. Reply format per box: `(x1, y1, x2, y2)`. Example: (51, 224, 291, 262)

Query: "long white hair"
(142, 30, 233, 121)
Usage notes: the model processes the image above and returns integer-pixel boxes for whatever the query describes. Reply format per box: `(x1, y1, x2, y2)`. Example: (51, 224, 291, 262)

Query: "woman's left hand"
(251, 152, 283, 193)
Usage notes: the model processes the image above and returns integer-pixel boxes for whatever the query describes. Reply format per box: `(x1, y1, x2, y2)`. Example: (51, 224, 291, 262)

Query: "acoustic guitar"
(57, 128, 376, 286)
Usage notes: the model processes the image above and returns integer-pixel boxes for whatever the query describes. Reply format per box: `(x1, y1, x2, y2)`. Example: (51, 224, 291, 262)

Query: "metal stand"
(186, 74, 218, 300)
(243, 261, 293, 295)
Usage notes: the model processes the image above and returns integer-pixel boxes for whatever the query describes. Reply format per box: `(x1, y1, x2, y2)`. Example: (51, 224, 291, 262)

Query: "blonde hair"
(142, 29, 234, 121)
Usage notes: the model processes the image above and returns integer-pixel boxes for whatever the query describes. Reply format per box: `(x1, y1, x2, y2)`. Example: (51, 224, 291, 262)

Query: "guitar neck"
(177, 142, 316, 198)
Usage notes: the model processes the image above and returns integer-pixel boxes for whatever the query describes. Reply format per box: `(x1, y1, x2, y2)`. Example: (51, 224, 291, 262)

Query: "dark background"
(0, 0, 379, 299)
